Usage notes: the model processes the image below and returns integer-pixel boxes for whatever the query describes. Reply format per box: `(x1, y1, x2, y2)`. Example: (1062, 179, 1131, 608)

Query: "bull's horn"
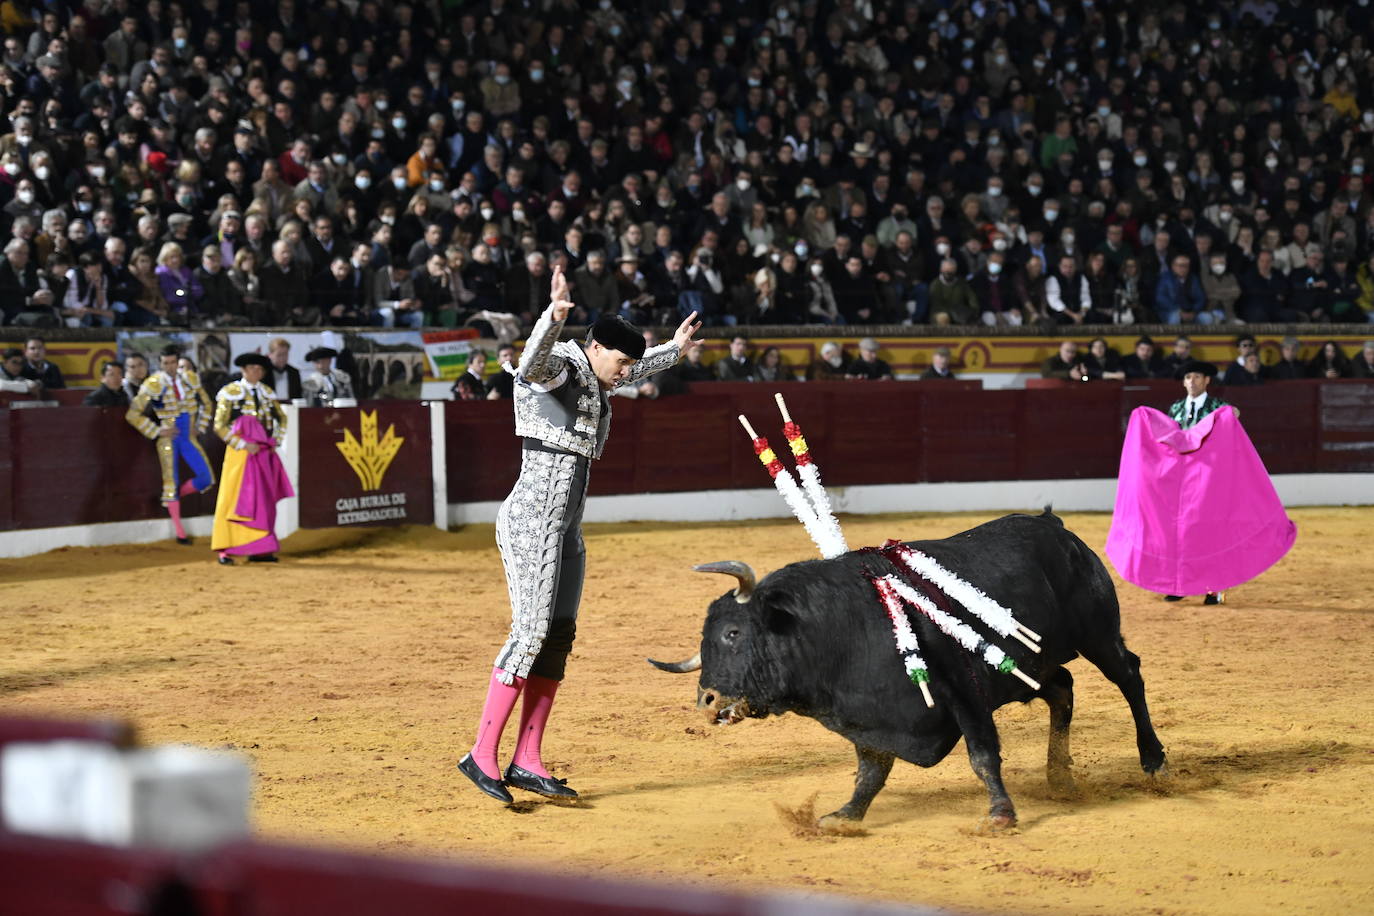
(693, 561, 756, 603)
(646, 652, 701, 673)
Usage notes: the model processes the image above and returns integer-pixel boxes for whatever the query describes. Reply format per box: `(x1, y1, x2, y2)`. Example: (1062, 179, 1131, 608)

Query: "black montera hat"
(234, 353, 273, 370)
(589, 315, 646, 359)
(1177, 359, 1218, 379)
(305, 347, 338, 361)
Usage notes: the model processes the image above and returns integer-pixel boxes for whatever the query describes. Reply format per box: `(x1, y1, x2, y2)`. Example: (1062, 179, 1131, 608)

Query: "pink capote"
(227, 415, 294, 555)
(1106, 405, 1296, 596)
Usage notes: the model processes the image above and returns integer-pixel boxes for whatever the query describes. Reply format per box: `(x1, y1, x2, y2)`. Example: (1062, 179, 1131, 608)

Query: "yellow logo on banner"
(337, 410, 405, 491)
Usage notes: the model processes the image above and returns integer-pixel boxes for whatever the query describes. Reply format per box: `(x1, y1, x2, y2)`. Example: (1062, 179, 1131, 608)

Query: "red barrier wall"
(444, 380, 1374, 504)
(3, 382, 1371, 533)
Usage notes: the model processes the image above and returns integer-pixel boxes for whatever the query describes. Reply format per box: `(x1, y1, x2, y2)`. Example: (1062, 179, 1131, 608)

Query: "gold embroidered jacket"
(214, 380, 288, 450)
(125, 370, 212, 439)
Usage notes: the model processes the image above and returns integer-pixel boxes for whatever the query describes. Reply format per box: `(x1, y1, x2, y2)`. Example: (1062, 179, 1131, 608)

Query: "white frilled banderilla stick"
(774, 393, 848, 557)
(738, 415, 843, 558)
(882, 574, 1042, 691)
(885, 543, 1043, 651)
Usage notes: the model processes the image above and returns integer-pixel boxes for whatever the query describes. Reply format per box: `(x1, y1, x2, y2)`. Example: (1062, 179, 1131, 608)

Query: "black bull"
(650, 510, 1167, 829)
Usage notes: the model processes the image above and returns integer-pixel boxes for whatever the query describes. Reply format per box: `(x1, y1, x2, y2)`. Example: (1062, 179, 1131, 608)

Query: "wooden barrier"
(2, 382, 1371, 533)
(443, 380, 1374, 505)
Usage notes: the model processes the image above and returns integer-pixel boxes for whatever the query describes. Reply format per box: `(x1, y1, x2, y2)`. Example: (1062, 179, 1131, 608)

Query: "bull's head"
(649, 560, 797, 726)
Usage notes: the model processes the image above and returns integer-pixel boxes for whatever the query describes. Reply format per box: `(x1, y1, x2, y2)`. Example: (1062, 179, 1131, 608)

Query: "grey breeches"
(493, 447, 590, 683)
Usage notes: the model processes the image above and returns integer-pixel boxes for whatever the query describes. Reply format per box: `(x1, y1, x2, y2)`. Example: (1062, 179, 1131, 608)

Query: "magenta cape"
(1106, 406, 1296, 596)
(222, 415, 293, 556)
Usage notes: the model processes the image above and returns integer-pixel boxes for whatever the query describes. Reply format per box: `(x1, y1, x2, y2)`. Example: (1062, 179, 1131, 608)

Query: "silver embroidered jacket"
(512, 305, 681, 459)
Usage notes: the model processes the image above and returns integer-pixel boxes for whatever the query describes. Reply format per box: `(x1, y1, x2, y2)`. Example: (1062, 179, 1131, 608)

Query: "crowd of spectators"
(3, 1, 1374, 336)
(1040, 332, 1374, 381)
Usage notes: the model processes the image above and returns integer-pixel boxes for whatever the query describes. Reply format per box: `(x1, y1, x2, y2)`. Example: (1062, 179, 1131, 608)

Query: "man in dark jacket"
(259, 239, 316, 325)
(83, 360, 130, 406)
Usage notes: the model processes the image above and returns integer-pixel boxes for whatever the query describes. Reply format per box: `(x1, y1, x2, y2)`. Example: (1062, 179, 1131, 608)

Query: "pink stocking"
(166, 500, 187, 539)
(511, 674, 560, 778)
(470, 668, 524, 780)
(179, 479, 199, 497)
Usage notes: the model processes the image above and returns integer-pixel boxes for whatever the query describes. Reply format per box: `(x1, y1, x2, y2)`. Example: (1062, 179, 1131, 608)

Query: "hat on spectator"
(305, 347, 339, 362)
(234, 123, 256, 136)
(589, 315, 646, 359)
(36, 55, 60, 69)
(168, 213, 192, 227)
(234, 353, 273, 370)
(1176, 359, 1218, 379)
(850, 142, 874, 159)
(618, 252, 639, 264)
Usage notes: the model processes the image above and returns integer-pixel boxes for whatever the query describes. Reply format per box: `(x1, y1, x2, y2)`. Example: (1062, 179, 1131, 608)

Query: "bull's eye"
(724, 628, 740, 643)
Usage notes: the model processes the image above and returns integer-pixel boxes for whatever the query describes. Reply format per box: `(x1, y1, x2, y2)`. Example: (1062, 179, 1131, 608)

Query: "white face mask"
(1099, 159, 1113, 171)
(1219, 209, 1233, 223)
(1097, 106, 1111, 118)
(1062, 232, 1075, 245)
(1265, 157, 1278, 169)
(429, 178, 444, 192)
(1, 162, 17, 175)
(17, 189, 33, 203)
(480, 206, 494, 220)
(914, 59, 927, 71)
(1133, 154, 1148, 167)
(1231, 179, 1245, 194)
(988, 261, 1002, 275)
(735, 178, 750, 191)
(331, 153, 346, 165)
(993, 238, 1008, 251)
(355, 175, 371, 189)
(810, 263, 824, 277)
(1043, 209, 1059, 222)
(1211, 262, 1226, 275)
(987, 185, 1002, 197)
(374, 99, 389, 111)
(936, 242, 951, 256)
(392, 176, 407, 190)
(34, 166, 49, 180)
(380, 214, 395, 225)
(1163, 160, 1177, 173)
(512, 208, 525, 221)
(1027, 184, 1042, 197)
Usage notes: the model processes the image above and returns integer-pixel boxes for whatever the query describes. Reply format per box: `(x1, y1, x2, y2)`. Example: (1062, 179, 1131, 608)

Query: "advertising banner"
(117, 330, 430, 400)
(296, 403, 434, 529)
(421, 329, 480, 380)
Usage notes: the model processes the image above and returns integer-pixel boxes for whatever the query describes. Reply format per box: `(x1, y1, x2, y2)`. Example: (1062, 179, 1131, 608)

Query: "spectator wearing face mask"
(928, 257, 978, 326)
(1202, 254, 1242, 324)
(806, 340, 849, 381)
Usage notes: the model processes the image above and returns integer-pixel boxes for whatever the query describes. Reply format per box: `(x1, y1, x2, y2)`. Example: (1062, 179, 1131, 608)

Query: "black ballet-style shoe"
(1203, 592, 1225, 606)
(248, 554, 279, 563)
(176, 536, 193, 545)
(1163, 595, 1184, 602)
(217, 555, 234, 566)
(503, 763, 579, 799)
(458, 754, 513, 804)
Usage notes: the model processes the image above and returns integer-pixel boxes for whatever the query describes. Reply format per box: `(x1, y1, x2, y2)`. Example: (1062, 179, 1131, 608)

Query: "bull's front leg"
(819, 744, 894, 827)
(948, 699, 1016, 831)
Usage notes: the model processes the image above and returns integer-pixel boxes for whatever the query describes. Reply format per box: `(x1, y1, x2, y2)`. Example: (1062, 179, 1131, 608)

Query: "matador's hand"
(672, 310, 703, 350)
(549, 265, 571, 321)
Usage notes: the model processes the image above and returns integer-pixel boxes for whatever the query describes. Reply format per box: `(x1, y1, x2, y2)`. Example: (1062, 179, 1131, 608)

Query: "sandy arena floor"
(2, 508, 1373, 915)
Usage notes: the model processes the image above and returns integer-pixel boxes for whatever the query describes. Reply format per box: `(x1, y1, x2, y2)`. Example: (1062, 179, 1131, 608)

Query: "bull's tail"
(1039, 504, 1064, 527)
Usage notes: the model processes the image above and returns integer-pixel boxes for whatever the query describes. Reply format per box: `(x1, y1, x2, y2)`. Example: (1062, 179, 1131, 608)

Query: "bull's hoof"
(1047, 771, 1078, 797)
(973, 812, 1019, 835)
(1147, 760, 1171, 781)
(817, 812, 867, 836)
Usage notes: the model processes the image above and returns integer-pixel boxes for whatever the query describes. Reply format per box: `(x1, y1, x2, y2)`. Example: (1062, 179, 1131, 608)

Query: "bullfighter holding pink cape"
(1107, 360, 1296, 603)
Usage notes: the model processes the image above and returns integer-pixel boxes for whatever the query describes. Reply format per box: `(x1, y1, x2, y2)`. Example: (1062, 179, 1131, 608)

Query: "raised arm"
(517, 264, 572, 385)
(625, 310, 701, 384)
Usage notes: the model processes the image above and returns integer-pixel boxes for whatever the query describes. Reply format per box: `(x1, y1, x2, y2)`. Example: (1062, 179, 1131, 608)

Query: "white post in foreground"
(277, 403, 300, 541)
(430, 400, 449, 531)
